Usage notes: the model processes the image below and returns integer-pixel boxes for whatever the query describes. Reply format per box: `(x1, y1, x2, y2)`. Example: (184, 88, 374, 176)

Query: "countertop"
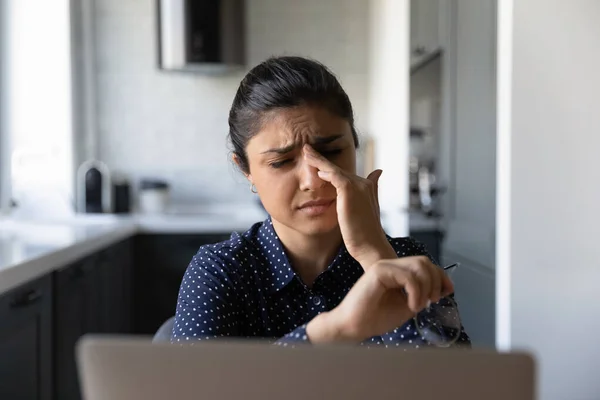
(0, 204, 268, 295)
(0, 205, 441, 296)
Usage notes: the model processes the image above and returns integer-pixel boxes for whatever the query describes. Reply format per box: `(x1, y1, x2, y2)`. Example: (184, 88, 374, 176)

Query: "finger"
(376, 263, 423, 313)
(316, 168, 352, 191)
(428, 263, 443, 303)
(374, 171, 381, 219)
(441, 273, 455, 297)
(303, 144, 338, 172)
(418, 259, 442, 303)
(303, 145, 353, 190)
(366, 169, 382, 219)
(411, 264, 433, 309)
(366, 169, 383, 184)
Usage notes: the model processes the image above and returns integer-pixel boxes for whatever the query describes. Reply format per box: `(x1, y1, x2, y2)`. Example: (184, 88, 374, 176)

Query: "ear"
(232, 153, 253, 183)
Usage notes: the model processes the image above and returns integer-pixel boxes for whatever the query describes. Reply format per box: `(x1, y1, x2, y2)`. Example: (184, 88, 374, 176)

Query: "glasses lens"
(415, 296, 462, 347)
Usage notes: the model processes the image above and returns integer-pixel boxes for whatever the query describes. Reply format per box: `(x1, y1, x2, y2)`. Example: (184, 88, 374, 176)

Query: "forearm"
(275, 312, 359, 346)
(306, 312, 342, 344)
(306, 311, 361, 344)
(355, 241, 397, 270)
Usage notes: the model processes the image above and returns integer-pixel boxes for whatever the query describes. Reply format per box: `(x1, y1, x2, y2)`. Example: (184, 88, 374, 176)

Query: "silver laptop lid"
(77, 336, 535, 400)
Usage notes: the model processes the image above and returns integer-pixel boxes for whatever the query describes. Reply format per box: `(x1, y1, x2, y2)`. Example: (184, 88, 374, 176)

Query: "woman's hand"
(306, 256, 454, 343)
(303, 144, 396, 269)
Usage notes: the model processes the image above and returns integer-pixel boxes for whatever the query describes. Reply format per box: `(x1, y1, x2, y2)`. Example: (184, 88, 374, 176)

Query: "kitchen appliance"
(77, 159, 111, 213)
(112, 175, 131, 214)
(409, 128, 444, 216)
(158, 0, 245, 72)
(138, 179, 170, 214)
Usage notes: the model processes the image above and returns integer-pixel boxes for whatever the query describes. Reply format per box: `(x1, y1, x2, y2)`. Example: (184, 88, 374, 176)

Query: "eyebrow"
(260, 134, 345, 154)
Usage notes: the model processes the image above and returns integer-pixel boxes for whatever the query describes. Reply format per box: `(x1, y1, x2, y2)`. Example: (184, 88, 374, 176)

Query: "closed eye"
(269, 159, 292, 169)
(319, 148, 343, 158)
(269, 149, 343, 169)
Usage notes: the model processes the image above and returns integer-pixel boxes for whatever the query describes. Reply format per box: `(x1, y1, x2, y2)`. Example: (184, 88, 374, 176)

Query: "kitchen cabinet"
(0, 231, 233, 399)
(410, 0, 442, 69)
(98, 240, 133, 334)
(54, 239, 133, 400)
(133, 234, 231, 335)
(438, 0, 497, 347)
(54, 257, 99, 400)
(0, 274, 53, 400)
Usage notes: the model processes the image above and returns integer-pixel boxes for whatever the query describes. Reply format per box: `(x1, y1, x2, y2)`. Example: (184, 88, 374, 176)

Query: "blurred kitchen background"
(0, 0, 496, 368)
(5, 0, 600, 399)
(0, 0, 600, 400)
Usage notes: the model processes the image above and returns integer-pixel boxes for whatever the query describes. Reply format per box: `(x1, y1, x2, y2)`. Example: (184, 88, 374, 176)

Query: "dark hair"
(228, 56, 359, 174)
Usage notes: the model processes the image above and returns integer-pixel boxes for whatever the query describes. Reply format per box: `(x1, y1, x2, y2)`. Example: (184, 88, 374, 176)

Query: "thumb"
(366, 170, 382, 219)
(366, 169, 383, 184)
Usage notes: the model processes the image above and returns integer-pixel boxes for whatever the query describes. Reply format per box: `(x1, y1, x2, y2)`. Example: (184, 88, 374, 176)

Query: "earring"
(250, 183, 257, 193)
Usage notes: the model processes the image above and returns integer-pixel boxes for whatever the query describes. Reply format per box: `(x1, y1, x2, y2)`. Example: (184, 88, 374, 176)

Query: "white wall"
(90, 0, 370, 205)
(497, 1, 600, 398)
(0, 0, 9, 214)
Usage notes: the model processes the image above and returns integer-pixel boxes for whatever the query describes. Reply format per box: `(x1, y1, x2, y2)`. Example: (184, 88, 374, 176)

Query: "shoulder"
(188, 220, 266, 278)
(386, 236, 435, 262)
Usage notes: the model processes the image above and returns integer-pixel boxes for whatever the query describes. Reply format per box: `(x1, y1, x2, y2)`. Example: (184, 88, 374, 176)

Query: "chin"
(269, 206, 340, 237)
(294, 212, 339, 236)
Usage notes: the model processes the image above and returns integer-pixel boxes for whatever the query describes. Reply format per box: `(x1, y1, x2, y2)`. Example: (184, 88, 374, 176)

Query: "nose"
(298, 157, 325, 191)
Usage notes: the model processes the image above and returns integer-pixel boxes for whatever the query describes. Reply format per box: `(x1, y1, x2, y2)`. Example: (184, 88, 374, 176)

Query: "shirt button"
(312, 296, 322, 306)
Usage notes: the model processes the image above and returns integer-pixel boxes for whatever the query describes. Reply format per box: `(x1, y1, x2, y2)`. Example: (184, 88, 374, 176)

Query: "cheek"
(254, 169, 297, 211)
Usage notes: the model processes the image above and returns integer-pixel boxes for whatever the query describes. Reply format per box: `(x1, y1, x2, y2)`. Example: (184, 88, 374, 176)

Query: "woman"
(172, 56, 470, 347)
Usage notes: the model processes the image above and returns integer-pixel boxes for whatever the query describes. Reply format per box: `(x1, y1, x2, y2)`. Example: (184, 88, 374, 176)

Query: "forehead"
(248, 106, 352, 150)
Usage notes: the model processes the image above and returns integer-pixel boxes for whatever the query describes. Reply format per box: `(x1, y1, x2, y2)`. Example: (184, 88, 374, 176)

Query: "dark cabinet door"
(54, 240, 133, 400)
(0, 274, 53, 400)
(133, 234, 231, 334)
(97, 239, 133, 334)
(54, 257, 97, 400)
(116, 239, 134, 333)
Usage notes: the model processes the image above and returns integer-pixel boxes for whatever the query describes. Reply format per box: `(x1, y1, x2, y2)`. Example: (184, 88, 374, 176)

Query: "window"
(0, 0, 74, 217)
(0, 1, 8, 214)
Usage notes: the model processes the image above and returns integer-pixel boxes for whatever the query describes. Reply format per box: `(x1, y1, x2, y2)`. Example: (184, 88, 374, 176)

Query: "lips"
(297, 199, 335, 216)
(299, 199, 335, 209)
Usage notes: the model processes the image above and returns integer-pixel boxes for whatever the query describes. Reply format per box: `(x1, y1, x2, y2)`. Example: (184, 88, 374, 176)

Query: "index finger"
(303, 144, 338, 172)
(375, 263, 424, 313)
(441, 273, 455, 297)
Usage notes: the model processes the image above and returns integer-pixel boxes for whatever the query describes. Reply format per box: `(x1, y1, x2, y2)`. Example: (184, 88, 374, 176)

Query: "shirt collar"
(253, 217, 361, 294)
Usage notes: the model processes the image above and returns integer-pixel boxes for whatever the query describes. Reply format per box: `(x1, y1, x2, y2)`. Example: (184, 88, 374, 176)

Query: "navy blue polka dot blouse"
(171, 217, 471, 348)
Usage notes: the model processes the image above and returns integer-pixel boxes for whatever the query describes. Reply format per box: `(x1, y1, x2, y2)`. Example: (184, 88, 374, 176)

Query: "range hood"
(158, 0, 245, 73)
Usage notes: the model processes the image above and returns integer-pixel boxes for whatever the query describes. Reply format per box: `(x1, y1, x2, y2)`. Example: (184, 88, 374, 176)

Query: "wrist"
(356, 240, 397, 270)
(306, 311, 358, 344)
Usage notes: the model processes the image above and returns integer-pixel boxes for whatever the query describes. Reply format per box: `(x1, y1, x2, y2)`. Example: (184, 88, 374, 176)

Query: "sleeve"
(171, 247, 243, 343)
(393, 236, 472, 348)
(390, 235, 439, 264)
(273, 324, 310, 347)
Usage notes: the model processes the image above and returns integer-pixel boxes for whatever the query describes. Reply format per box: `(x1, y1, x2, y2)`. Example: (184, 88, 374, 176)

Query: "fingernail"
(317, 170, 329, 178)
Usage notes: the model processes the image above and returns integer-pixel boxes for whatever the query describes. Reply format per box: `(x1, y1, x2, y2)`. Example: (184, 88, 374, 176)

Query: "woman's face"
(244, 105, 356, 236)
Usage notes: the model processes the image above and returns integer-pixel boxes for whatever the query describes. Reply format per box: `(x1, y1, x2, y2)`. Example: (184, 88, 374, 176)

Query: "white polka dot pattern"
(171, 217, 471, 348)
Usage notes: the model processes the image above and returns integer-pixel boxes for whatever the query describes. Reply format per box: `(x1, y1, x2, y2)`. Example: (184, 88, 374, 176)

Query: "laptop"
(76, 336, 535, 400)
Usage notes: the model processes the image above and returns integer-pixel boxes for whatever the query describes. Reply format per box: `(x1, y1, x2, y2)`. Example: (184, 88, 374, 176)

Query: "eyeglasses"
(413, 263, 463, 347)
